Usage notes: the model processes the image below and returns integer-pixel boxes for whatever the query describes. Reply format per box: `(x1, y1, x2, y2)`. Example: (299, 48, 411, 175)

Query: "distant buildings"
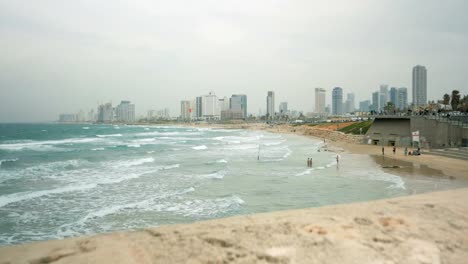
(279, 102, 288, 115)
(266, 91, 275, 119)
(397, 87, 408, 110)
(97, 103, 113, 123)
(314, 88, 326, 113)
(58, 114, 76, 122)
(180, 100, 192, 121)
(115, 100, 135, 123)
(379, 84, 389, 111)
(412, 65, 427, 107)
(359, 100, 371, 112)
(201, 92, 220, 120)
(345, 93, 355, 113)
(332, 87, 343, 115)
(230, 94, 247, 119)
(389, 87, 398, 107)
(147, 108, 170, 120)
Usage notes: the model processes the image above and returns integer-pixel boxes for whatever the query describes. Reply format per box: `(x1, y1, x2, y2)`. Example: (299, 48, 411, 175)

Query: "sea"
(0, 123, 467, 245)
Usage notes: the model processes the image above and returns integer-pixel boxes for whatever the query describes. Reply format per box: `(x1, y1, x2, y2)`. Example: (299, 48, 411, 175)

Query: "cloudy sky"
(1, 0, 467, 122)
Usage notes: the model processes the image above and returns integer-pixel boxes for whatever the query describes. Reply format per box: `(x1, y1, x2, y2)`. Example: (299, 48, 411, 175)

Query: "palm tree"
(450, 90, 461, 111)
(443, 94, 450, 110)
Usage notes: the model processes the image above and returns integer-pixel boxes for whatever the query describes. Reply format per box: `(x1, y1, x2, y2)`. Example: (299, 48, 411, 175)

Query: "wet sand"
(1, 122, 468, 263)
(1, 187, 467, 263)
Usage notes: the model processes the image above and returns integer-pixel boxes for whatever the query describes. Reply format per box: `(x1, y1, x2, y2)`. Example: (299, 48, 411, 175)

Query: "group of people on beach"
(382, 146, 421, 156)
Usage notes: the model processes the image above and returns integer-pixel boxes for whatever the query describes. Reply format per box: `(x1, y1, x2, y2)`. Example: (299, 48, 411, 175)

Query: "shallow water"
(0, 123, 467, 245)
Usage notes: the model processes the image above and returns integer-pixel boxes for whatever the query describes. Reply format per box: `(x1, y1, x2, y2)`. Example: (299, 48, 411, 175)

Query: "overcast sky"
(1, 0, 467, 122)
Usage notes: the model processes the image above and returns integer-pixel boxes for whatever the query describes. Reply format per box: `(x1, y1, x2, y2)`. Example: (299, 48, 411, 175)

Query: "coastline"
(1, 122, 468, 263)
(1, 187, 467, 263)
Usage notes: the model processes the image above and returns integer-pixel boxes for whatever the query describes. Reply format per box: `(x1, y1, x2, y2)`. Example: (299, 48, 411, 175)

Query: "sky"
(1, 0, 467, 122)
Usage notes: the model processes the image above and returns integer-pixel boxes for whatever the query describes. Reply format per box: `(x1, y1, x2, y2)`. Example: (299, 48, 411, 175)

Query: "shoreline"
(1, 187, 467, 263)
(1, 122, 468, 263)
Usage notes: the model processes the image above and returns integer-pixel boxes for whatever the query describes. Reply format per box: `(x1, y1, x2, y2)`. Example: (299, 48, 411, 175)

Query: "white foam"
(216, 159, 228, 163)
(263, 140, 286, 146)
(0, 138, 101, 151)
(199, 170, 225, 179)
(96, 134, 122, 138)
(295, 168, 314, 176)
(127, 144, 141, 148)
(82, 127, 90, 130)
(118, 157, 155, 167)
(192, 145, 207, 150)
(163, 164, 180, 170)
(0, 158, 19, 166)
(0, 183, 98, 208)
(91, 148, 105, 151)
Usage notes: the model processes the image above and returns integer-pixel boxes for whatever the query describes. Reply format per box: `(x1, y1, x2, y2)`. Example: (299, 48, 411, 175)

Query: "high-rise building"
(379, 84, 389, 111)
(397, 87, 408, 110)
(218, 96, 230, 112)
(59, 114, 76, 122)
(97, 102, 113, 123)
(202, 92, 220, 119)
(230, 94, 247, 118)
(279, 102, 288, 114)
(180, 100, 192, 121)
(345, 93, 355, 113)
(332, 87, 343, 115)
(412, 65, 427, 107)
(115, 100, 135, 123)
(266, 91, 275, 119)
(371, 91, 380, 112)
(196, 96, 202, 119)
(315, 88, 326, 113)
(359, 100, 371, 112)
(389, 87, 398, 107)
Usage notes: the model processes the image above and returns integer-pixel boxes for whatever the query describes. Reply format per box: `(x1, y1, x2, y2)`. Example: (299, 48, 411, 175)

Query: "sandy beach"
(1, 122, 467, 263)
(1, 187, 467, 263)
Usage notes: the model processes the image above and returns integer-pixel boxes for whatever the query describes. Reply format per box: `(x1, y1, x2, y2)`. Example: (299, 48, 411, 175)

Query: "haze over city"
(1, 0, 468, 122)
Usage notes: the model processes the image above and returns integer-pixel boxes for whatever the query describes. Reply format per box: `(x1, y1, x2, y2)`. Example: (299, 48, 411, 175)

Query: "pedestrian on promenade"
(382, 147, 385, 155)
(393, 146, 396, 155)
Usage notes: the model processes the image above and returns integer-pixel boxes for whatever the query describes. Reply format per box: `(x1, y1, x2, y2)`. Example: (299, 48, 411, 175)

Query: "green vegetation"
(338, 120, 373, 135)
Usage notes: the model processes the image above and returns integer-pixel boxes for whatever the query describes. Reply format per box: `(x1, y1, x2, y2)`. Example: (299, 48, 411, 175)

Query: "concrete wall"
(365, 118, 411, 146)
(366, 116, 467, 148)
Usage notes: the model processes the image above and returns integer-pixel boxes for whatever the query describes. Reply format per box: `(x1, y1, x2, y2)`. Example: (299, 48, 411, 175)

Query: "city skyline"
(1, 1, 468, 122)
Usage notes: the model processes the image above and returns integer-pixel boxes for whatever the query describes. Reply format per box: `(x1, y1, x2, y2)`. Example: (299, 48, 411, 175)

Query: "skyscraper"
(345, 93, 355, 113)
(359, 100, 371, 112)
(97, 102, 113, 123)
(195, 96, 202, 119)
(315, 88, 326, 113)
(266, 91, 275, 119)
(412, 65, 427, 107)
(180, 100, 191, 121)
(115, 100, 135, 123)
(379, 84, 389, 111)
(332, 87, 343, 115)
(389, 87, 398, 106)
(230, 94, 247, 118)
(397, 87, 408, 110)
(202, 92, 220, 119)
(371, 91, 380, 112)
(279, 102, 288, 114)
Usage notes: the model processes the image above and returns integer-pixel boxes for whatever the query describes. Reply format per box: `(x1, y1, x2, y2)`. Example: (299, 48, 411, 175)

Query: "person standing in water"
(336, 154, 340, 164)
(310, 158, 313, 167)
(307, 158, 310, 167)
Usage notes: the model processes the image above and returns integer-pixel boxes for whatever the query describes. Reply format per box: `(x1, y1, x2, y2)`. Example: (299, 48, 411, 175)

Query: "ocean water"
(0, 123, 467, 245)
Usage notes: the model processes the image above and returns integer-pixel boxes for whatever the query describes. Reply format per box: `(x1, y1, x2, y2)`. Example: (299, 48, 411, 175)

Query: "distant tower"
(412, 65, 427, 107)
(397, 87, 408, 110)
(379, 84, 389, 111)
(315, 88, 326, 113)
(266, 91, 275, 119)
(332, 87, 343, 115)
